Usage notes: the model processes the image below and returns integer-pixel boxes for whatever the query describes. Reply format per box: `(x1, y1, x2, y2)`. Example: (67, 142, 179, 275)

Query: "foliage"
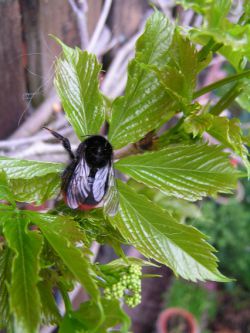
(166, 279, 217, 323)
(190, 194, 250, 290)
(0, 6, 249, 333)
(177, 0, 250, 71)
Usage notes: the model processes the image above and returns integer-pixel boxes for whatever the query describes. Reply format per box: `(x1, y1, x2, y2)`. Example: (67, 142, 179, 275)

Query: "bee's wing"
(66, 158, 90, 209)
(92, 165, 110, 202)
(103, 166, 119, 217)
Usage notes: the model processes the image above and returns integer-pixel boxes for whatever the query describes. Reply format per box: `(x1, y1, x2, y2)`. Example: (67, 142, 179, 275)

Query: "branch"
(68, 0, 89, 49)
(101, 10, 152, 97)
(114, 131, 157, 160)
(194, 69, 250, 99)
(101, 32, 140, 97)
(87, 0, 113, 53)
(9, 93, 59, 139)
(0, 125, 72, 150)
(114, 143, 139, 160)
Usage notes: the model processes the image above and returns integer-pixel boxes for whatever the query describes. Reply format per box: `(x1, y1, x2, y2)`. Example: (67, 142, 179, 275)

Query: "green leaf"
(236, 79, 250, 112)
(176, 0, 211, 14)
(177, 0, 250, 70)
(184, 113, 213, 137)
(0, 247, 12, 328)
(54, 40, 105, 138)
(108, 11, 176, 148)
(239, 0, 250, 25)
(0, 171, 16, 206)
(116, 144, 238, 201)
(38, 280, 61, 325)
(0, 157, 63, 179)
(58, 313, 85, 333)
(10, 174, 61, 204)
(31, 213, 101, 303)
(99, 257, 158, 273)
(207, 117, 250, 177)
(109, 181, 229, 282)
(152, 32, 198, 109)
(205, 0, 231, 29)
(0, 157, 63, 204)
(154, 196, 202, 222)
(59, 298, 130, 333)
(189, 22, 250, 72)
(3, 212, 43, 333)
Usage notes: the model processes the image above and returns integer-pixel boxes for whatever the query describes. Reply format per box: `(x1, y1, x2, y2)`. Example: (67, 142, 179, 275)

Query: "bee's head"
(84, 135, 113, 167)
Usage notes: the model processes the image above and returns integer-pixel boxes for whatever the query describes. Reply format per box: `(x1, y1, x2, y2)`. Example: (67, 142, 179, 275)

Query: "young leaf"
(37, 280, 61, 325)
(176, 0, 211, 14)
(205, 0, 231, 28)
(0, 171, 16, 206)
(0, 247, 12, 329)
(109, 181, 229, 282)
(178, 0, 250, 70)
(207, 117, 250, 177)
(3, 212, 43, 333)
(54, 40, 105, 138)
(108, 11, 176, 148)
(116, 144, 238, 201)
(185, 114, 250, 176)
(152, 32, 198, 109)
(184, 113, 214, 137)
(190, 20, 250, 71)
(31, 213, 101, 303)
(99, 257, 158, 273)
(236, 79, 250, 112)
(59, 298, 130, 333)
(58, 313, 85, 333)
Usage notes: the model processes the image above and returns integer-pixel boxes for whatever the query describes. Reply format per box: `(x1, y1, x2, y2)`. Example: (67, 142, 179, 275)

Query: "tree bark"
(0, 0, 27, 139)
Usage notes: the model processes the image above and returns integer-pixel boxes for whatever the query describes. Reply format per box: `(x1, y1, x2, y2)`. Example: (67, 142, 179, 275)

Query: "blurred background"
(0, 0, 250, 332)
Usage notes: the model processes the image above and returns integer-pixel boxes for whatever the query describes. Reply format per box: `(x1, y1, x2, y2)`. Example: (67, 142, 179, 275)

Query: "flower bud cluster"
(104, 264, 142, 307)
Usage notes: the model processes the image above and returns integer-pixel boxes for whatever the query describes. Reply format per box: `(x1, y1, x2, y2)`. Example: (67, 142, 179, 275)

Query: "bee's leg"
(43, 127, 75, 160)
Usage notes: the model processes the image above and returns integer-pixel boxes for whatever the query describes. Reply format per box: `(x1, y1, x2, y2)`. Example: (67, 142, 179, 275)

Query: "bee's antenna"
(43, 127, 75, 160)
(100, 121, 109, 137)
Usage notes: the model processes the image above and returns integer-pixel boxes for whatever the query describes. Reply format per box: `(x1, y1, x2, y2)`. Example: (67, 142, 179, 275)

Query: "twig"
(114, 143, 139, 160)
(68, 0, 89, 49)
(98, 36, 121, 56)
(101, 9, 152, 97)
(101, 32, 140, 97)
(9, 93, 59, 139)
(155, 0, 175, 17)
(9, 142, 77, 160)
(87, 0, 113, 53)
(0, 126, 72, 150)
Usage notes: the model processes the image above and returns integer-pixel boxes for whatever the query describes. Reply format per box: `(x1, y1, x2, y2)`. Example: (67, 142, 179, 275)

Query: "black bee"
(44, 127, 119, 216)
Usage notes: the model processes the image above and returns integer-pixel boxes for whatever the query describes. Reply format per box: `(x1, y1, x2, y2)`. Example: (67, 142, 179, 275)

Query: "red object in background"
(157, 307, 199, 333)
(25, 202, 49, 212)
(230, 158, 239, 168)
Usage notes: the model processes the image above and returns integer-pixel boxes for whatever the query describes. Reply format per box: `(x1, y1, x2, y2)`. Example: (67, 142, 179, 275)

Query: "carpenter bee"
(44, 127, 119, 216)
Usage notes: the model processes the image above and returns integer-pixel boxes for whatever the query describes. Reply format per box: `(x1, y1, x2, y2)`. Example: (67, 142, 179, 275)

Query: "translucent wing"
(103, 166, 119, 216)
(92, 166, 110, 202)
(66, 158, 90, 209)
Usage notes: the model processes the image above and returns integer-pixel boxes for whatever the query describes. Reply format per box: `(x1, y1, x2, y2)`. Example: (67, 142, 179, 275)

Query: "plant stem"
(197, 38, 222, 62)
(210, 83, 244, 116)
(193, 69, 250, 99)
(58, 282, 72, 313)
